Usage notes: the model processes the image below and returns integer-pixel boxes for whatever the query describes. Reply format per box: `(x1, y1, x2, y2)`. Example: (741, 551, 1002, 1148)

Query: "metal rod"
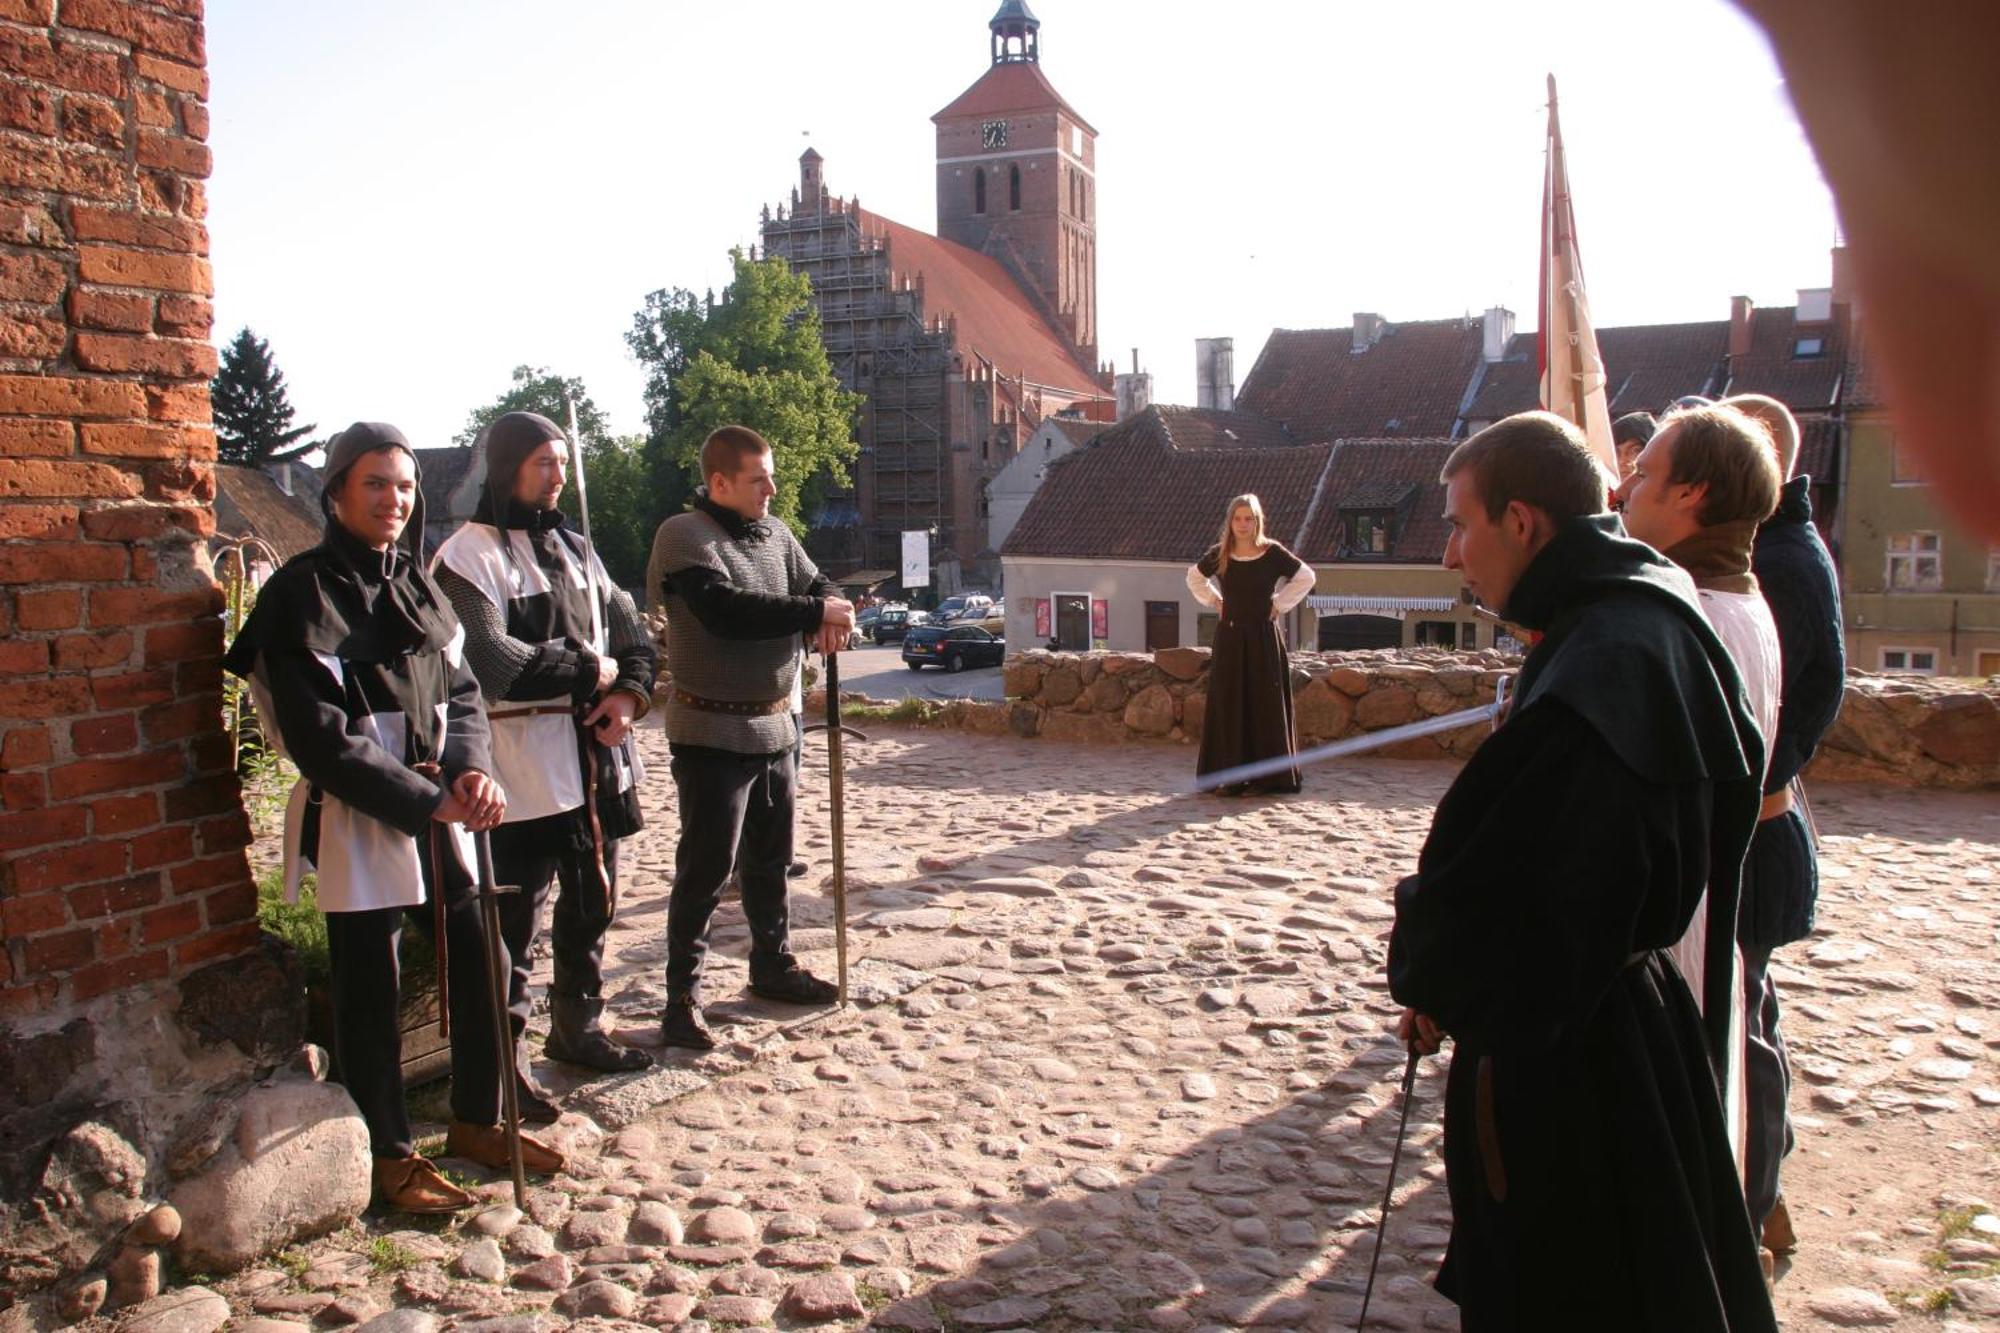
(1356, 1045, 1422, 1331)
(474, 829, 528, 1210)
(1192, 701, 1500, 793)
(824, 653, 849, 1006)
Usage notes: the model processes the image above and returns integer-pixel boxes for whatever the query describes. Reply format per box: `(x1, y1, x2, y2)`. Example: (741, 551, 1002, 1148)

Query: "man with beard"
(1389, 411, 1775, 1331)
(433, 412, 655, 1115)
(226, 423, 565, 1212)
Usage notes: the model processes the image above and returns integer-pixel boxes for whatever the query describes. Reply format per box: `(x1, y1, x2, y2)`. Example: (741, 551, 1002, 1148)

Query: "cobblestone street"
(147, 723, 2000, 1332)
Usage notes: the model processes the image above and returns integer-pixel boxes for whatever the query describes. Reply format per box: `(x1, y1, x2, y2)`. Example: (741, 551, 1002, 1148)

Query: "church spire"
(989, 0, 1040, 65)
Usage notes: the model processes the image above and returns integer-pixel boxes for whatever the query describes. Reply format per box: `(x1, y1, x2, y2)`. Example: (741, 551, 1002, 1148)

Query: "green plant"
(274, 1246, 311, 1281)
(258, 867, 329, 988)
(367, 1237, 420, 1274)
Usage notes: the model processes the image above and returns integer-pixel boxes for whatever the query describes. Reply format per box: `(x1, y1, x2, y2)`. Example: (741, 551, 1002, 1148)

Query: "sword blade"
(1191, 701, 1500, 793)
(474, 828, 529, 1210)
(564, 395, 606, 653)
(825, 653, 849, 1005)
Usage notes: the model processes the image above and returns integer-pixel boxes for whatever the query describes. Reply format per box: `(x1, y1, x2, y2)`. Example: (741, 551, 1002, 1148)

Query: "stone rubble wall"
(825, 648, 2000, 790)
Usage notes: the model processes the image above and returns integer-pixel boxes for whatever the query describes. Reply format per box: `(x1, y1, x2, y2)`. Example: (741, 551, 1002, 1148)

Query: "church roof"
(933, 60, 1095, 134)
(1002, 407, 1324, 562)
(858, 207, 1104, 398)
(1236, 319, 1485, 444)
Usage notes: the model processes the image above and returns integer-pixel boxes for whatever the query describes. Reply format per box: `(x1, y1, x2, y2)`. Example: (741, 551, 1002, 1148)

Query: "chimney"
(273, 461, 293, 496)
(1195, 337, 1234, 411)
(1796, 287, 1834, 323)
(1351, 312, 1385, 352)
(799, 147, 825, 214)
(1481, 306, 1515, 363)
(1728, 295, 1755, 359)
(1115, 370, 1153, 421)
(1830, 244, 1856, 309)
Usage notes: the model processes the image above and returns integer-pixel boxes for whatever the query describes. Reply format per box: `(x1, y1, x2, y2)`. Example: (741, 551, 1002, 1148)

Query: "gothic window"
(1010, 164, 1021, 211)
(974, 169, 986, 214)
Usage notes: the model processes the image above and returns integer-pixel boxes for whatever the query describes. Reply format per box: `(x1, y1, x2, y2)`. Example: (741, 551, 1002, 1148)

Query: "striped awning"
(1307, 595, 1458, 614)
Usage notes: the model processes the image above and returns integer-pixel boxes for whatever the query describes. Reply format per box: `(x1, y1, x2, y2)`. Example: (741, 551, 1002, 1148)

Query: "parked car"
(932, 593, 996, 625)
(902, 624, 1006, 672)
(872, 607, 926, 644)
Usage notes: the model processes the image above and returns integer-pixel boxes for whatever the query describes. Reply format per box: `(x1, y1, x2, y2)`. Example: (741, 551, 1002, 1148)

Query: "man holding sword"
(651, 425, 854, 1051)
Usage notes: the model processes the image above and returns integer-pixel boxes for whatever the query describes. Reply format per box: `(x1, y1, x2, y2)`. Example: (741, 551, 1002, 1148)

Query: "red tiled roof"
(1235, 320, 1484, 444)
(932, 61, 1095, 134)
(213, 463, 323, 563)
(857, 208, 1103, 398)
(1842, 325, 1889, 411)
(1150, 404, 1294, 451)
(1796, 416, 1840, 483)
(1002, 408, 1328, 562)
(1297, 439, 1458, 565)
(1465, 321, 1731, 423)
(1048, 416, 1113, 447)
(1723, 304, 1849, 411)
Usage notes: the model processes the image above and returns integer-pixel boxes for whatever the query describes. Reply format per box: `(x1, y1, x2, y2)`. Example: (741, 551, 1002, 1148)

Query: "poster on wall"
(1034, 598, 1051, 638)
(900, 530, 929, 589)
(1091, 598, 1108, 648)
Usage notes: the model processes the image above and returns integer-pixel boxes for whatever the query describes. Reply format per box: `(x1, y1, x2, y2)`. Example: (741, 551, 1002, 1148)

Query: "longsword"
(803, 652, 870, 1005)
(563, 396, 616, 914)
(472, 828, 528, 1210)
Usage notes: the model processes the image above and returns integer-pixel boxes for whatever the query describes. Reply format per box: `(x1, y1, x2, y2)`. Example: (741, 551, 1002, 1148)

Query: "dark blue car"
(901, 624, 1005, 672)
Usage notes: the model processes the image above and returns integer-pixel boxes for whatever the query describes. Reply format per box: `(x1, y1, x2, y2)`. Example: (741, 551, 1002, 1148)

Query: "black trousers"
(666, 745, 798, 999)
(322, 832, 501, 1158)
(491, 812, 617, 1042)
(1742, 942, 1793, 1227)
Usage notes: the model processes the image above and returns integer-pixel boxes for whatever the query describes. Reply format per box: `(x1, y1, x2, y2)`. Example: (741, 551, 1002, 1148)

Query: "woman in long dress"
(1186, 494, 1316, 793)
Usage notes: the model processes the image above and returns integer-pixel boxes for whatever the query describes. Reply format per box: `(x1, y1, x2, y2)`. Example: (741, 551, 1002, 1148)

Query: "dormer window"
(1794, 337, 1824, 358)
(1346, 511, 1394, 556)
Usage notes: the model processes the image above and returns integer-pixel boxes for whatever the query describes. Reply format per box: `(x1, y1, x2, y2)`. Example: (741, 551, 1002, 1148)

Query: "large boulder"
(1293, 678, 1354, 742)
(1040, 666, 1083, 708)
(170, 1077, 369, 1273)
(1153, 646, 1209, 681)
(1354, 685, 1420, 730)
(1122, 685, 1177, 737)
(1912, 692, 2000, 770)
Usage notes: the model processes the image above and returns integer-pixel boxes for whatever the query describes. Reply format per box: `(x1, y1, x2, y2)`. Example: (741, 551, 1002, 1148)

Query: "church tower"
(933, 1, 1098, 364)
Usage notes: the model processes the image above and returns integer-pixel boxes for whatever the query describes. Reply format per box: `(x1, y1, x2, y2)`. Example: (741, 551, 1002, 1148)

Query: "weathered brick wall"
(0, 0, 255, 1023)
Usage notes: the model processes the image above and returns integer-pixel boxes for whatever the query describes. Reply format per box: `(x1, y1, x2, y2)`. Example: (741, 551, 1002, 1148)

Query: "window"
(1009, 164, 1021, 211)
(1886, 532, 1942, 591)
(1890, 434, 1929, 486)
(974, 169, 986, 214)
(1880, 648, 1937, 675)
(1793, 337, 1824, 358)
(1145, 600, 1180, 652)
(1346, 511, 1393, 555)
(1462, 621, 1479, 650)
(1414, 620, 1458, 649)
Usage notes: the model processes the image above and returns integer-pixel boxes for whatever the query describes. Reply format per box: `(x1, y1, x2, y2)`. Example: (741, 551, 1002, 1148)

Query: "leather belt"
(1758, 788, 1794, 822)
(673, 687, 789, 717)
(488, 704, 574, 721)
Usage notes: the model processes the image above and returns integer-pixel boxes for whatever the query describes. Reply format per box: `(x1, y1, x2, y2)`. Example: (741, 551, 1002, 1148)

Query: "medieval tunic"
(1389, 516, 1774, 1333)
(225, 518, 503, 1159)
(653, 492, 836, 998)
(1185, 543, 1315, 792)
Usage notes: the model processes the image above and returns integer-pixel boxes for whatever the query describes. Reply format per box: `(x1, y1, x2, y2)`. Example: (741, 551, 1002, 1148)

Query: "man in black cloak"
(1387, 411, 1777, 1332)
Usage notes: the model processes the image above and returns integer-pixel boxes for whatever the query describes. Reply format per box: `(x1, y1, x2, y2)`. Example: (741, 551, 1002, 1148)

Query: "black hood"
(472, 411, 566, 528)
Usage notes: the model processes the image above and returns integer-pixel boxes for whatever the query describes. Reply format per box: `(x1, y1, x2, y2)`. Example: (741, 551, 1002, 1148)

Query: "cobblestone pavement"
(158, 724, 2000, 1332)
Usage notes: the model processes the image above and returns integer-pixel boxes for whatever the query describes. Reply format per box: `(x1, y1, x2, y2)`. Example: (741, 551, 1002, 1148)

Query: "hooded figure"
(431, 411, 657, 1099)
(224, 421, 565, 1213)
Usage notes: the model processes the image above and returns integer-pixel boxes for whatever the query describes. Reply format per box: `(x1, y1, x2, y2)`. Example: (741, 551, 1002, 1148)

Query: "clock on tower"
(981, 119, 1009, 150)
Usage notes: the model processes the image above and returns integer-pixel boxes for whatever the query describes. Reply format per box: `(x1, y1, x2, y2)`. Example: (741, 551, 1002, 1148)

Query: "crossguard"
(803, 723, 871, 743)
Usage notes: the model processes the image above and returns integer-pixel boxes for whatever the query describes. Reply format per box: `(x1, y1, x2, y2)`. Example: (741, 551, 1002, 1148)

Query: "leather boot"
(515, 1067, 559, 1124)
(373, 1155, 474, 1214)
(749, 958, 838, 1005)
(445, 1120, 566, 1175)
(545, 995, 651, 1072)
(660, 995, 716, 1052)
(1763, 1194, 1798, 1256)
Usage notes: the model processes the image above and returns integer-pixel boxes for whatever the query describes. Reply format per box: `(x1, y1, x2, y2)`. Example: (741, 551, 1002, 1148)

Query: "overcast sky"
(204, 0, 1839, 451)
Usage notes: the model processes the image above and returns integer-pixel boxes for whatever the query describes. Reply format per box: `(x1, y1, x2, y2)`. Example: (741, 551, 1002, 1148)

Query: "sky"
(203, 0, 1840, 452)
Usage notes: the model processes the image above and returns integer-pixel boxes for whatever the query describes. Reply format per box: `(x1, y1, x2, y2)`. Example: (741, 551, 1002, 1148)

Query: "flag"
(1538, 74, 1619, 483)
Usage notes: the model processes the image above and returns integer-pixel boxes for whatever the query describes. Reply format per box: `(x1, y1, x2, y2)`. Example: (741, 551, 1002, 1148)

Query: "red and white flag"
(1538, 74, 1618, 483)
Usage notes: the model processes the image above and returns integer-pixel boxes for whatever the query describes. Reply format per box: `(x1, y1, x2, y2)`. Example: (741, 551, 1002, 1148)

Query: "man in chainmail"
(432, 412, 656, 1109)
(652, 425, 856, 1050)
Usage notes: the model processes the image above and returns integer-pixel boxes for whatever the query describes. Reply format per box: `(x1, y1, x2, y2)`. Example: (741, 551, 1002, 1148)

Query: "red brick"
(173, 921, 257, 970)
(0, 374, 149, 420)
(73, 333, 217, 379)
(196, 804, 249, 848)
(0, 638, 48, 675)
(0, 541, 127, 584)
(134, 52, 206, 98)
(70, 949, 170, 1001)
(57, 145, 123, 201)
(135, 129, 209, 178)
(69, 710, 135, 754)
(0, 201, 61, 247)
(11, 837, 126, 892)
(15, 588, 80, 632)
(0, 804, 83, 852)
(76, 246, 212, 296)
(0, 1, 57, 24)
(88, 667, 174, 709)
(134, 88, 174, 130)
(47, 747, 181, 800)
(180, 100, 208, 142)
(69, 287, 155, 333)
(162, 774, 234, 821)
(0, 504, 79, 540)
(1, 888, 68, 932)
(79, 422, 210, 460)
(0, 309, 68, 360)
(139, 899, 200, 944)
(0, 134, 60, 191)
(129, 822, 192, 868)
(0, 976, 61, 1017)
(60, 0, 205, 64)
(80, 503, 207, 543)
(187, 726, 229, 773)
(90, 790, 156, 835)
(52, 629, 132, 671)
(139, 693, 215, 745)
(1, 770, 47, 807)
(60, 94, 124, 150)
(23, 927, 93, 973)
(69, 203, 202, 252)
(180, 178, 206, 222)
(0, 29, 55, 86)
(142, 619, 220, 666)
(0, 459, 143, 501)
(88, 584, 219, 626)
(144, 381, 208, 422)
(0, 80, 57, 137)
(201, 876, 256, 925)
(1, 723, 52, 766)
(143, 459, 213, 504)
(0, 250, 65, 303)
(154, 292, 210, 338)
(0, 420, 74, 457)
(47, 37, 124, 99)
(0, 677, 92, 720)
(68, 872, 160, 919)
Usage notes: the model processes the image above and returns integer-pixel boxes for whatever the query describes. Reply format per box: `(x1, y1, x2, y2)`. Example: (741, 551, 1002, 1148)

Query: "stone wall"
(0, 2, 340, 1318)
(847, 648, 2000, 789)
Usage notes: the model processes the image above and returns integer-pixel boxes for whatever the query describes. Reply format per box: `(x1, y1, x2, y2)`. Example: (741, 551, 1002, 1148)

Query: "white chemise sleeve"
(1185, 563, 1223, 610)
(1273, 562, 1315, 615)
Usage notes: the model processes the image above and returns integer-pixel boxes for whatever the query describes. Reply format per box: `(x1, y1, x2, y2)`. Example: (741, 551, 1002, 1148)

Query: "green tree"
(454, 365, 610, 449)
(211, 327, 316, 465)
(626, 248, 860, 540)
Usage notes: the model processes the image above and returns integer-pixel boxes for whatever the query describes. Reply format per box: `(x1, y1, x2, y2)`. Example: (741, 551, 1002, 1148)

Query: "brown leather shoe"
(1763, 1194, 1798, 1256)
(372, 1155, 474, 1214)
(445, 1120, 566, 1176)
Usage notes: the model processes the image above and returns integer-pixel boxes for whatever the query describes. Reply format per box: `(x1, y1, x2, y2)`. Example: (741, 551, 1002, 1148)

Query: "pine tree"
(211, 327, 316, 465)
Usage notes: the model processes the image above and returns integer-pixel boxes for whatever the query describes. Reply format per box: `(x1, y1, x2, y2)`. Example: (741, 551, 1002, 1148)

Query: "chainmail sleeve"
(605, 585, 656, 717)
(434, 564, 537, 701)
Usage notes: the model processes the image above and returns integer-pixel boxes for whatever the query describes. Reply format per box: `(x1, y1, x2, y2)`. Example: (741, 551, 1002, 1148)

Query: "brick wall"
(0, 0, 255, 1021)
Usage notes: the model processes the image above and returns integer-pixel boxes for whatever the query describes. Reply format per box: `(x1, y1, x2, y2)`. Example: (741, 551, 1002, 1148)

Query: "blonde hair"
(1214, 494, 1267, 575)
(1718, 393, 1801, 480)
